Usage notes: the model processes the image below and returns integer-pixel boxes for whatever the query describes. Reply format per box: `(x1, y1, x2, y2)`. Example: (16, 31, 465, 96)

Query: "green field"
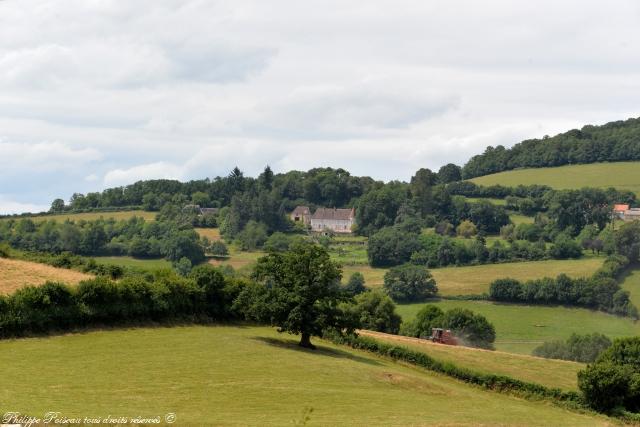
(465, 197, 507, 206)
(510, 213, 535, 225)
(361, 331, 583, 391)
(94, 256, 172, 270)
(0, 326, 611, 426)
(397, 300, 640, 354)
(621, 269, 640, 307)
(2, 210, 156, 223)
(345, 257, 603, 295)
(470, 161, 640, 195)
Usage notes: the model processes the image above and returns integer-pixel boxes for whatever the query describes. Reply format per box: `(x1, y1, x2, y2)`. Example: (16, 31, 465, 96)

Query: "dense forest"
(462, 116, 640, 178)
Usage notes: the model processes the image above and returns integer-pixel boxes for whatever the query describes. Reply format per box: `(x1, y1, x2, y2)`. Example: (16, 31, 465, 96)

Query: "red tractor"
(429, 328, 458, 346)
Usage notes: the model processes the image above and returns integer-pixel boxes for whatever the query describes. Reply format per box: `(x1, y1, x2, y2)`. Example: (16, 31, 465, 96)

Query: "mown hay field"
(0, 258, 93, 294)
(360, 330, 583, 391)
(0, 325, 612, 426)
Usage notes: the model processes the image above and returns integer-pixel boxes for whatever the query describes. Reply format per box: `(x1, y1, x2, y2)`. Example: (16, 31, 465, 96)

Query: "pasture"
(1, 210, 156, 223)
(93, 256, 172, 271)
(0, 258, 93, 294)
(397, 300, 640, 354)
(360, 330, 583, 391)
(470, 161, 640, 195)
(0, 325, 611, 426)
(345, 257, 603, 295)
(621, 268, 640, 307)
(195, 227, 221, 241)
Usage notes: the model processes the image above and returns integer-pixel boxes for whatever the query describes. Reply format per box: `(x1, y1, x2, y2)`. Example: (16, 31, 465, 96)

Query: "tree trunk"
(299, 332, 316, 349)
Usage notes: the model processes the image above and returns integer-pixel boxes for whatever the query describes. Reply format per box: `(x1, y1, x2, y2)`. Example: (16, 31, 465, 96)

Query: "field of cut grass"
(397, 300, 640, 355)
(470, 161, 640, 195)
(0, 258, 93, 294)
(621, 269, 640, 307)
(345, 257, 603, 295)
(93, 256, 172, 270)
(2, 210, 156, 223)
(195, 227, 221, 241)
(360, 330, 583, 391)
(0, 325, 611, 426)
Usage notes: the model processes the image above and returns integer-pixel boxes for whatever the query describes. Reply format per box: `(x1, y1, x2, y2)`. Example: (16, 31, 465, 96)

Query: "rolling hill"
(470, 161, 640, 195)
(0, 325, 611, 426)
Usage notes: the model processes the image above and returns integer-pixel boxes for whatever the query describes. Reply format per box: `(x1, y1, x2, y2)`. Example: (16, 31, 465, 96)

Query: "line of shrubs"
(326, 332, 582, 405)
(488, 255, 638, 318)
(0, 265, 247, 338)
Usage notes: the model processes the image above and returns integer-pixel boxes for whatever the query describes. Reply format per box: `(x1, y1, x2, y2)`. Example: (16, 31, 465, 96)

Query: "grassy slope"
(93, 256, 173, 270)
(621, 269, 640, 308)
(470, 161, 640, 195)
(2, 210, 156, 223)
(360, 330, 583, 391)
(0, 326, 609, 426)
(397, 300, 640, 354)
(345, 257, 603, 295)
(0, 258, 93, 294)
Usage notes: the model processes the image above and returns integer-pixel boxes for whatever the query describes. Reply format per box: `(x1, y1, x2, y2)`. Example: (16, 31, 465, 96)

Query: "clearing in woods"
(397, 300, 640, 355)
(0, 258, 93, 294)
(621, 268, 640, 307)
(359, 330, 583, 391)
(0, 325, 611, 426)
(470, 161, 640, 195)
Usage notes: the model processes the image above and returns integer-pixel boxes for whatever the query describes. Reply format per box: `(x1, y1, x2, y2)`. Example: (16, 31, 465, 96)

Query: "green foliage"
(578, 337, 640, 412)
(348, 290, 402, 334)
(209, 240, 229, 257)
(343, 272, 366, 296)
(533, 333, 612, 363)
(400, 304, 444, 338)
(383, 265, 437, 303)
(615, 221, 640, 263)
(367, 226, 421, 267)
(488, 255, 638, 317)
(173, 257, 193, 277)
(549, 233, 583, 259)
(242, 242, 353, 348)
(456, 220, 477, 238)
(237, 220, 268, 251)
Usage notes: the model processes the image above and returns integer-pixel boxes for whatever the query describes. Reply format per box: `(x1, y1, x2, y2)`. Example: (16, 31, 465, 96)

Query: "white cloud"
(103, 162, 185, 187)
(0, 0, 639, 205)
(0, 195, 48, 215)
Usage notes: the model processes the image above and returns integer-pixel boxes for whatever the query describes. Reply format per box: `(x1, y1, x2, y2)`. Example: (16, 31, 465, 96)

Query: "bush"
(344, 272, 366, 296)
(383, 265, 437, 303)
(368, 227, 421, 267)
(349, 290, 402, 334)
(578, 337, 640, 412)
(533, 333, 612, 363)
(440, 308, 496, 349)
(456, 220, 477, 239)
(400, 305, 444, 338)
(209, 240, 229, 257)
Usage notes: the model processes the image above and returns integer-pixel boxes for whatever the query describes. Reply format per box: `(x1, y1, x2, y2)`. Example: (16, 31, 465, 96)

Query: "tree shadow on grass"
(252, 336, 382, 366)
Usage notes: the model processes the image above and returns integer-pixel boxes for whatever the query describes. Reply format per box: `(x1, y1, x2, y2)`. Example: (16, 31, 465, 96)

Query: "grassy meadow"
(397, 300, 640, 354)
(360, 330, 583, 391)
(470, 161, 640, 195)
(1, 210, 156, 223)
(0, 325, 611, 426)
(621, 268, 640, 307)
(93, 256, 173, 270)
(0, 258, 93, 294)
(345, 257, 603, 295)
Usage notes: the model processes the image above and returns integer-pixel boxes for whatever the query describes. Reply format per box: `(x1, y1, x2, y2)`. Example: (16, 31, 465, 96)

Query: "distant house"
(310, 208, 355, 234)
(614, 204, 630, 219)
(183, 205, 219, 216)
(290, 206, 311, 225)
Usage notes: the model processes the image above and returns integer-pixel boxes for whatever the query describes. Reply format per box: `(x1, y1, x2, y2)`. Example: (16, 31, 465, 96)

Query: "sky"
(1, 0, 640, 214)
